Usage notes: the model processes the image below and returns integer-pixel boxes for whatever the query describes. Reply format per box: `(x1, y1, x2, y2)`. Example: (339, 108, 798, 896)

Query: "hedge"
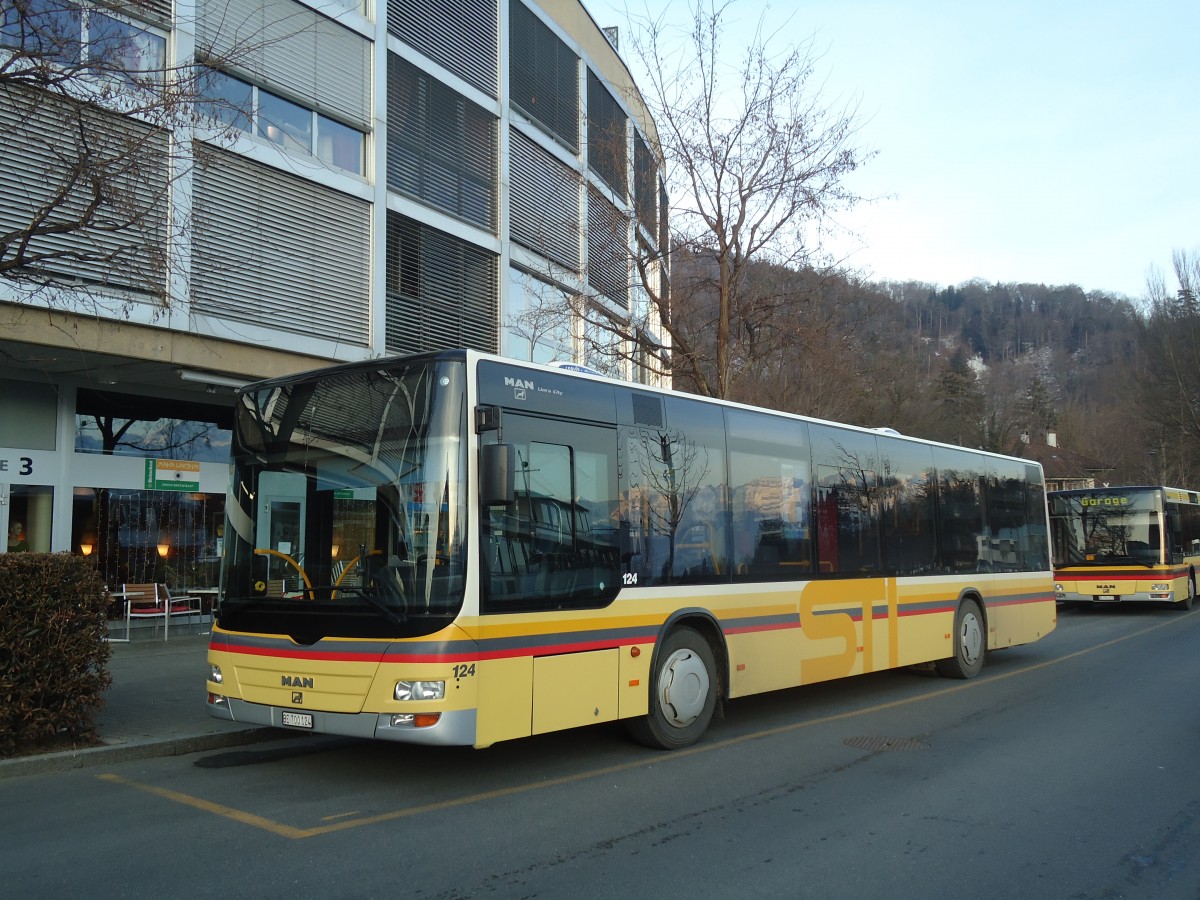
(0, 553, 111, 758)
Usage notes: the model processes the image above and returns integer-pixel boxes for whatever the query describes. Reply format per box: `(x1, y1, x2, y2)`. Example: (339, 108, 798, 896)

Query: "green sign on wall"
(144, 458, 201, 492)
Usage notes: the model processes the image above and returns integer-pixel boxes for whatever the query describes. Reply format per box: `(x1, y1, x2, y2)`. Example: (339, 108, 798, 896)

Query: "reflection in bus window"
(482, 417, 620, 611)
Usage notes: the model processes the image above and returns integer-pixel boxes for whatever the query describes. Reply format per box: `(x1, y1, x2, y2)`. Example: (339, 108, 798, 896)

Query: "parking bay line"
(96, 614, 1188, 839)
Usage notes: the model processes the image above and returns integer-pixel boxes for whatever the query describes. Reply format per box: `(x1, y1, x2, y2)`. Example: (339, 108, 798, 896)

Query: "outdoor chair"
(117, 582, 201, 640)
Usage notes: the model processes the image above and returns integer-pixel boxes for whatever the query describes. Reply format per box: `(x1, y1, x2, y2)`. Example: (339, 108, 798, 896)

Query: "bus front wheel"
(1178, 575, 1196, 611)
(627, 627, 717, 750)
(936, 598, 985, 679)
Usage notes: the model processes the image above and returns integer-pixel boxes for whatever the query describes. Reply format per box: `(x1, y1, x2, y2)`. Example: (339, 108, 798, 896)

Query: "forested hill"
(878, 279, 1140, 368)
(675, 255, 1152, 483)
(822, 276, 1145, 480)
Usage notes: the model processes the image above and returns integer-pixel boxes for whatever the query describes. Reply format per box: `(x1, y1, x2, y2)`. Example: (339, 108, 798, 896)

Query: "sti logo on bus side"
(281, 675, 314, 688)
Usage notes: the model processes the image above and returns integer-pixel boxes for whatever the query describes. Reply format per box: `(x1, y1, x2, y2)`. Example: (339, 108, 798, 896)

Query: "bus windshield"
(1049, 490, 1162, 567)
(217, 358, 467, 641)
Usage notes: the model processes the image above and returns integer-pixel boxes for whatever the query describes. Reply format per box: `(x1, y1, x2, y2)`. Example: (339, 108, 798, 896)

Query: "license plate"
(1097, 594, 1116, 601)
(281, 711, 313, 728)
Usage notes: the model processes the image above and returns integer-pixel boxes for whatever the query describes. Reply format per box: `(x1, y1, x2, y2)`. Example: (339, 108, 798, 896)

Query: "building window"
(504, 268, 574, 364)
(385, 211, 498, 354)
(1, 1, 165, 85)
(1, 0, 82, 64)
(584, 308, 625, 379)
(634, 132, 657, 237)
(318, 116, 363, 173)
(259, 88, 311, 155)
(73, 487, 227, 593)
(387, 54, 497, 232)
(191, 144, 371, 343)
(587, 186, 629, 308)
(74, 389, 233, 462)
(508, 127, 580, 269)
(587, 68, 627, 198)
(509, 0, 579, 152)
(197, 67, 252, 132)
(198, 66, 365, 176)
(386, 0, 497, 98)
(88, 10, 164, 84)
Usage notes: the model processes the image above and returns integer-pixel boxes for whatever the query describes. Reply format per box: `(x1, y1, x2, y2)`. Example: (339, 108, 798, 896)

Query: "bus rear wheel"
(627, 626, 717, 750)
(936, 598, 985, 679)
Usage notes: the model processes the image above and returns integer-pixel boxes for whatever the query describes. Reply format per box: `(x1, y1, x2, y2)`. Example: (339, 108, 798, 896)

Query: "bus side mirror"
(481, 443, 515, 506)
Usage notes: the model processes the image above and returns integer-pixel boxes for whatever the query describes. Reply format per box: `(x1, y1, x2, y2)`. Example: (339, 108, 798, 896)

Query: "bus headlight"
(394, 680, 445, 701)
(209, 664, 223, 685)
(1152, 583, 1170, 591)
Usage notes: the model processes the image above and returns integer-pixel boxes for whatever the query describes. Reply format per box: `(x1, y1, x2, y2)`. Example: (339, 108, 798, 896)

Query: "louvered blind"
(102, 0, 172, 29)
(0, 88, 168, 294)
(387, 53, 497, 232)
(386, 0, 497, 98)
(658, 179, 669, 255)
(509, 127, 580, 270)
(384, 212, 497, 354)
(658, 179, 670, 303)
(634, 132, 656, 237)
(587, 69, 626, 197)
(191, 144, 370, 344)
(509, 0, 579, 152)
(196, 0, 370, 130)
(586, 187, 627, 307)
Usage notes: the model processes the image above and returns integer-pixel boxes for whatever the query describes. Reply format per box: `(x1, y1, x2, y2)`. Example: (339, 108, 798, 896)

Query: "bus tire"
(627, 626, 717, 750)
(935, 598, 985, 679)
(1178, 575, 1196, 611)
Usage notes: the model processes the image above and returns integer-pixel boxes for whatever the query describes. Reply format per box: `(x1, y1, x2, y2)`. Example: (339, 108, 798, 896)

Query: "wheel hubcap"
(960, 613, 982, 664)
(659, 649, 710, 727)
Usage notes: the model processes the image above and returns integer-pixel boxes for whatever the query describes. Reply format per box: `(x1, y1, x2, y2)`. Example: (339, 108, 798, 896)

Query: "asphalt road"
(3, 603, 1198, 899)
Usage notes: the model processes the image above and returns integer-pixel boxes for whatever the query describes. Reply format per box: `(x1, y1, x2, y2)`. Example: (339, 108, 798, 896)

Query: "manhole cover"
(843, 736, 930, 752)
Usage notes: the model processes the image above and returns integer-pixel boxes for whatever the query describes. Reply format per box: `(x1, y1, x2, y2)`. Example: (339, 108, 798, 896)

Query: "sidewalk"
(0, 630, 273, 780)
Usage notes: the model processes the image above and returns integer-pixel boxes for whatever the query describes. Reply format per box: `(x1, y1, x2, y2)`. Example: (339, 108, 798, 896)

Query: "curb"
(0, 727, 278, 780)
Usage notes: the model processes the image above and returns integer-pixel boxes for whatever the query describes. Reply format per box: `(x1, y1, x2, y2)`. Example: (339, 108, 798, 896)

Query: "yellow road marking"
(96, 613, 1191, 839)
(97, 773, 311, 839)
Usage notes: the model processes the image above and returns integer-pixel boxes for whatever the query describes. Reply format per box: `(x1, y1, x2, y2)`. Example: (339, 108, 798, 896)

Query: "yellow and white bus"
(206, 350, 1057, 749)
(1049, 485, 1200, 610)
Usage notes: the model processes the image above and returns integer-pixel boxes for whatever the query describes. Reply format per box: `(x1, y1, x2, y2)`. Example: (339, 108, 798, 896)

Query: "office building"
(0, 0, 669, 587)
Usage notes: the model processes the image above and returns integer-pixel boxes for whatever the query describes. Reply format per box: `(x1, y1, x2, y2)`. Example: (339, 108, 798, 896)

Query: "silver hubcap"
(658, 648, 710, 727)
(960, 611, 983, 665)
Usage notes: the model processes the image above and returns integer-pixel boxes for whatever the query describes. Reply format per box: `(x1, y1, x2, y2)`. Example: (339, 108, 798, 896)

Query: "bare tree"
(609, 0, 871, 398)
(1137, 248, 1200, 484)
(0, 0, 321, 311)
(1, 2, 180, 304)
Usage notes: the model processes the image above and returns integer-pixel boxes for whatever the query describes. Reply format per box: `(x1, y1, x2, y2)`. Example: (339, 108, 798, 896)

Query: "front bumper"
(206, 694, 478, 746)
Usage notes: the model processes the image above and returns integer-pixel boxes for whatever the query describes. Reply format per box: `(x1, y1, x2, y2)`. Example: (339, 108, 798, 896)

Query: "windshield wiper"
(331, 585, 408, 627)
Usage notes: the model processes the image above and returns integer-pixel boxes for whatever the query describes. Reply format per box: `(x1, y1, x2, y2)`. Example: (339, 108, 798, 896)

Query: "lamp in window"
(157, 539, 170, 558)
(331, 543, 340, 558)
(80, 541, 93, 556)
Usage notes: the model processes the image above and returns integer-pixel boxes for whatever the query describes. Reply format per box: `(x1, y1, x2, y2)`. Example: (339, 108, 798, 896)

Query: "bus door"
(478, 413, 621, 738)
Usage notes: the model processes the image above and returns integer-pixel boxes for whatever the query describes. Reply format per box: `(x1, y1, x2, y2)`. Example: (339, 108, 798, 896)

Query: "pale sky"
(587, 0, 1199, 299)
